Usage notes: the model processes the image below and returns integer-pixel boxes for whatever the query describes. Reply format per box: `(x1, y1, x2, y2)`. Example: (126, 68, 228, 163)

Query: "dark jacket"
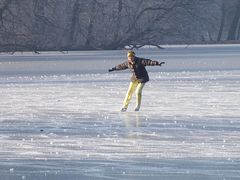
(114, 57, 159, 83)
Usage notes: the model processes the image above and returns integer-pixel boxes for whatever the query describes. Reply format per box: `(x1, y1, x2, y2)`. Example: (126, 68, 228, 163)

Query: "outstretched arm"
(108, 61, 128, 72)
(158, 62, 165, 66)
(141, 58, 165, 66)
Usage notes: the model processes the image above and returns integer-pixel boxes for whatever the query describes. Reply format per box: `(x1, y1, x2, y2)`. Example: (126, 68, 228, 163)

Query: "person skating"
(108, 51, 165, 112)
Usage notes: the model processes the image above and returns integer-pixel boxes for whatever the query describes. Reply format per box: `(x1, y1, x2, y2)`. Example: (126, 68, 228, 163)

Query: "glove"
(158, 62, 165, 66)
(108, 67, 116, 72)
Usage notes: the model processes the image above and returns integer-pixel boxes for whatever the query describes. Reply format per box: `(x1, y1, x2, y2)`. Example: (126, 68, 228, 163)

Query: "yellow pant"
(123, 81, 145, 109)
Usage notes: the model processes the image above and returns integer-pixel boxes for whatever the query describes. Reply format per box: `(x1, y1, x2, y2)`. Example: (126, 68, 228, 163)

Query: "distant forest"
(1, 0, 240, 52)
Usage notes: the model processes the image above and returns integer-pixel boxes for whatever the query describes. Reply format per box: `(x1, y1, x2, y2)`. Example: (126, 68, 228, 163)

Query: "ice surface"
(0, 45, 240, 180)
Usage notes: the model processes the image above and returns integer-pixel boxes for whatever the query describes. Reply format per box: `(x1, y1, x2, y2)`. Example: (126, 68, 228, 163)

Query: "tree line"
(0, 0, 240, 52)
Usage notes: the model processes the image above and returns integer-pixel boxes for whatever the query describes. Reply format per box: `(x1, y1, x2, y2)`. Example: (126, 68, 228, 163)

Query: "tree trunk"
(112, 0, 123, 41)
(217, 1, 226, 41)
(68, 0, 80, 48)
(238, 23, 240, 40)
(227, 1, 240, 40)
(85, 0, 98, 49)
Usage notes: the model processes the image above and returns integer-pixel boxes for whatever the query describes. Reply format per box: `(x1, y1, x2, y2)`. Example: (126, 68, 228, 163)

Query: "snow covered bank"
(0, 44, 240, 75)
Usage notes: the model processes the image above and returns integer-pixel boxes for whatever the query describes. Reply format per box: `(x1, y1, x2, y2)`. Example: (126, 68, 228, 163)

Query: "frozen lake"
(0, 45, 240, 179)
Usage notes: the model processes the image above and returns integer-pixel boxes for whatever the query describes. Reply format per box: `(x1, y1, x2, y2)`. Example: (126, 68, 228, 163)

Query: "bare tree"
(99, 0, 207, 49)
(0, 0, 60, 53)
(1, 0, 239, 52)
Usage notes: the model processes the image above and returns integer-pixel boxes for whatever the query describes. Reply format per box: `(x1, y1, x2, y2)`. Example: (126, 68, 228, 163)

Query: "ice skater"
(108, 51, 165, 112)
